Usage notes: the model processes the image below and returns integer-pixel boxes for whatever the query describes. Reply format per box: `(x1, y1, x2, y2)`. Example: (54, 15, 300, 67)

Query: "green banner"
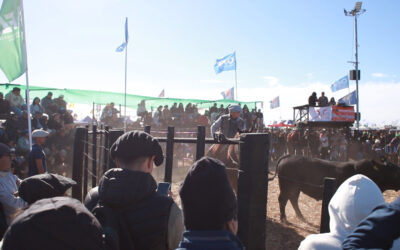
(0, 0, 26, 82)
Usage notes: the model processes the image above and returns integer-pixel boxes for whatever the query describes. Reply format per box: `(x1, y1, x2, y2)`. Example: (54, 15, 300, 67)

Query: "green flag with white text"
(0, 0, 25, 82)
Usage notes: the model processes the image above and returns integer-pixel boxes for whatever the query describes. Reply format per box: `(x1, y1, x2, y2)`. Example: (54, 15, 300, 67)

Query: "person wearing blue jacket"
(342, 196, 400, 249)
(176, 156, 244, 250)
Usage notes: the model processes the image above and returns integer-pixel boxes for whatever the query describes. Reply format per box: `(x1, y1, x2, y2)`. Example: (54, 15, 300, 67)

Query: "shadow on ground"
(266, 219, 305, 250)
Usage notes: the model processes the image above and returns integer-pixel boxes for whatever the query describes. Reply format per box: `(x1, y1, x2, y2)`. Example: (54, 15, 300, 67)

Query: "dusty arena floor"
(163, 167, 400, 250)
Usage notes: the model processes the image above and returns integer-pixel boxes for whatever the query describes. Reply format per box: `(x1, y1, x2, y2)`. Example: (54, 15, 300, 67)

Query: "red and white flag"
(221, 87, 234, 100)
(158, 89, 165, 98)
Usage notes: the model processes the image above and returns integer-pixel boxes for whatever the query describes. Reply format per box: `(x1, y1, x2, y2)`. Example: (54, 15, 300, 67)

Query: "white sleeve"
(0, 182, 27, 224)
(211, 116, 222, 136)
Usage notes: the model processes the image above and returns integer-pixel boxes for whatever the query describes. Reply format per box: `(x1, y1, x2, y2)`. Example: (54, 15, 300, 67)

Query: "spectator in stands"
(342, 196, 400, 249)
(32, 112, 44, 130)
(319, 130, 329, 159)
(308, 92, 317, 107)
(153, 105, 163, 127)
(0, 143, 27, 225)
(209, 103, 218, 115)
(30, 97, 44, 115)
(329, 97, 336, 106)
(1, 197, 106, 250)
(170, 102, 178, 119)
(5, 87, 25, 117)
(41, 91, 55, 114)
(219, 104, 225, 114)
(4, 114, 19, 142)
(177, 157, 244, 249)
(298, 174, 386, 250)
(177, 103, 184, 119)
(54, 95, 67, 113)
(317, 92, 329, 107)
(0, 92, 11, 117)
(137, 100, 148, 120)
(163, 105, 172, 126)
(84, 131, 184, 250)
(18, 173, 76, 205)
(16, 110, 29, 134)
(48, 113, 63, 131)
(28, 129, 49, 176)
(16, 130, 30, 156)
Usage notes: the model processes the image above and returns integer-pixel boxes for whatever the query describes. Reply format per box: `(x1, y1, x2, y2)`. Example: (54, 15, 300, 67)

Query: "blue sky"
(1, 0, 399, 124)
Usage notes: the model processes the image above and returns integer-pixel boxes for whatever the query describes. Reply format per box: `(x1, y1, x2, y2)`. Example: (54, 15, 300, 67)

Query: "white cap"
(32, 129, 49, 138)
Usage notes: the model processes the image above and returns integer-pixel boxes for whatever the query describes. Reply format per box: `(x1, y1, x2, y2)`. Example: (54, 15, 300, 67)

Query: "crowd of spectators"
(0, 88, 75, 179)
(269, 127, 400, 164)
(117, 101, 264, 131)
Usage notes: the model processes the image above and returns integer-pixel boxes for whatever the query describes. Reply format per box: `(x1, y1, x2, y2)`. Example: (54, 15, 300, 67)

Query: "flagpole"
(20, 0, 32, 149)
(234, 52, 238, 101)
(123, 18, 128, 132)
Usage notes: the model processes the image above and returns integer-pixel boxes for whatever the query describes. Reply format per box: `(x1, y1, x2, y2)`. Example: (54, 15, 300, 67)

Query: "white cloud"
(372, 73, 387, 78)
(306, 73, 314, 79)
(263, 76, 280, 87)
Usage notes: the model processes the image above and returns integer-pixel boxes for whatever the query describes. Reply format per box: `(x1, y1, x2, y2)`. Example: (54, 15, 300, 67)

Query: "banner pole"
(21, 0, 32, 149)
(124, 41, 127, 132)
(234, 52, 238, 101)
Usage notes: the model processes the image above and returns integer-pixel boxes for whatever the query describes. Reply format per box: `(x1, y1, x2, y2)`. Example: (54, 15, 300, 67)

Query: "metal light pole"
(345, 2, 366, 129)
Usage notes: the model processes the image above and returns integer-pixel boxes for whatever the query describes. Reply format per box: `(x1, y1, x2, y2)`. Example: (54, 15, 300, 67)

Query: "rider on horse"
(210, 104, 245, 139)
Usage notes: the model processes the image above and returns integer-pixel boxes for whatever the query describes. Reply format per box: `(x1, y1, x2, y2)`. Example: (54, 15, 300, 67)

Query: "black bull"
(276, 155, 400, 222)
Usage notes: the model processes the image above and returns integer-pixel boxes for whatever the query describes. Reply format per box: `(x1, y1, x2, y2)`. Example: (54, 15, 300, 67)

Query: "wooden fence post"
(320, 177, 336, 233)
(196, 126, 206, 160)
(92, 125, 97, 188)
(83, 126, 89, 198)
(164, 126, 174, 183)
(237, 133, 269, 250)
(72, 127, 86, 201)
(102, 126, 109, 174)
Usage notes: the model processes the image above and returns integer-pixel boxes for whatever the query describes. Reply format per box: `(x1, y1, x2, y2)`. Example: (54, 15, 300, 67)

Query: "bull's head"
(369, 159, 400, 191)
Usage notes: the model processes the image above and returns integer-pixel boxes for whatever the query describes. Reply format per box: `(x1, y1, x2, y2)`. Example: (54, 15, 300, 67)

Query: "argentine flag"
(338, 90, 357, 105)
(214, 52, 236, 74)
(116, 17, 129, 52)
(331, 75, 349, 92)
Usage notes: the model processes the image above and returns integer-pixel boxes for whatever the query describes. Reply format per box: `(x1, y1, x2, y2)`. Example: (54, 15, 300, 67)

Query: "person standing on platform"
(317, 92, 329, 107)
(28, 130, 49, 177)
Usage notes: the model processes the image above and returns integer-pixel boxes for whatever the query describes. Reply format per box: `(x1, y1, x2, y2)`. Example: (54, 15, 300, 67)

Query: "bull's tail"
(268, 154, 291, 181)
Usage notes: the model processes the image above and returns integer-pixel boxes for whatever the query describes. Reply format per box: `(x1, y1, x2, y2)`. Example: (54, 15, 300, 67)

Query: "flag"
(331, 75, 349, 92)
(158, 89, 165, 98)
(221, 87, 234, 100)
(0, 0, 26, 82)
(116, 17, 128, 52)
(270, 96, 280, 109)
(338, 90, 357, 106)
(214, 52, 236, 74)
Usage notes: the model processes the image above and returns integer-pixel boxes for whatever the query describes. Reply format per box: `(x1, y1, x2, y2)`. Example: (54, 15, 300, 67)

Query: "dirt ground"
(154, 165, 400, 250)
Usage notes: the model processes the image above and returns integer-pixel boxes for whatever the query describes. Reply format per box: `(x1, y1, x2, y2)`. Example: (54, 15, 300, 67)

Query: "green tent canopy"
(0, 83, 261, 110)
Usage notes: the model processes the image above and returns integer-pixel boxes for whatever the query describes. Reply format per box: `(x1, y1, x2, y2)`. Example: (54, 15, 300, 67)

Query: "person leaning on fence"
(84, 131, 184, 250)
(210, 104, 245, 139)
(176, 156, 244, 250)
(298, 174, 393, 250)
(28, 129, 49, 177)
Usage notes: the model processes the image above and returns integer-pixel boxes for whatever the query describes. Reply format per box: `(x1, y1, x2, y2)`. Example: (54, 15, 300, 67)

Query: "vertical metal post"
(164, 126, 174, 183)
(144, 125, 151, 134)
(196, 126, 206, 160)
(102, 126, 109, 174)
(83, 125, 89, 198)
(72, 128, 86, 201)
(92, 125, 97, 187)
(320, 177, 337, 233)
(92, 102, 95, 124)
(354, 15, 360, 129)
(237, 133, 269, 250)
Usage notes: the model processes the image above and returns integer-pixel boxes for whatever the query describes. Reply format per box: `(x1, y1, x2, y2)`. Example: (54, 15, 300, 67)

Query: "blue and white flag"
(221, 87, 234, 100)
(270, 96, 280, 109)
(214, 52, 236, 74)
(338, 90, 357, 106)
(116, 17, 129, 52)
(331, 75, 349, 92)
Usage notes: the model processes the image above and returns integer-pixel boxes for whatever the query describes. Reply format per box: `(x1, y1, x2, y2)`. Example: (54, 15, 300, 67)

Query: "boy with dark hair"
(177, 156, 244, 250)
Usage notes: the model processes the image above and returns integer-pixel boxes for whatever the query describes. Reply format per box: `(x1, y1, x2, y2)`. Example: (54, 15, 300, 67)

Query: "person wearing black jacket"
(84, 131, 183, 250)
(342, 196, 400, 249)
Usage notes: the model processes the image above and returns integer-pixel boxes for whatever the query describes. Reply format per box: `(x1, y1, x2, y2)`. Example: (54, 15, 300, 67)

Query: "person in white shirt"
(0, 143, 27, 225)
